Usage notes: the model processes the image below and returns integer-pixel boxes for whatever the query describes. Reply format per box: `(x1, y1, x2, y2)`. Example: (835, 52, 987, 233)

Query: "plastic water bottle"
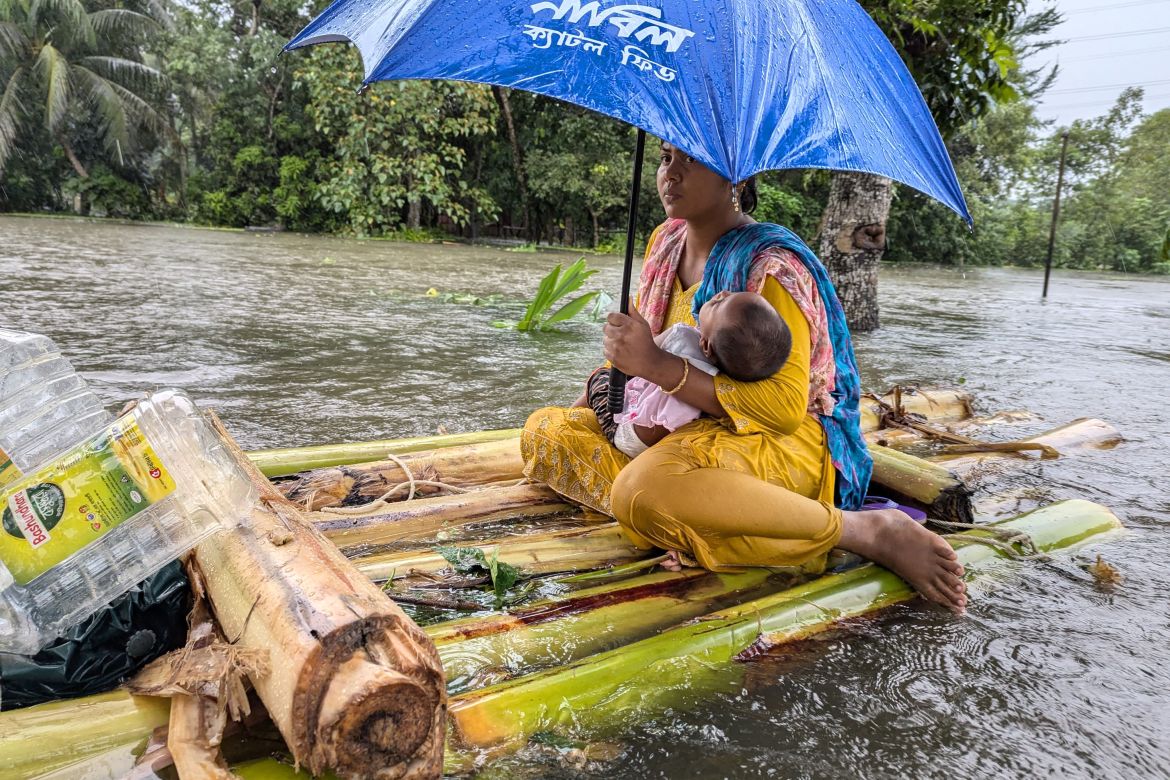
(0, 388, 256, 654)
(0, 328, 113, 484)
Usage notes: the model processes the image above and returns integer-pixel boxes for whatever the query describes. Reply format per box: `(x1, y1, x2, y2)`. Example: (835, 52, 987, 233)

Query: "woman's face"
(657, 143, 733, 221)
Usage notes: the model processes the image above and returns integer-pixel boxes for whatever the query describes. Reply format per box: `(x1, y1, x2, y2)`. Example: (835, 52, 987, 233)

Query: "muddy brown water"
(2, 215, 1168, 778)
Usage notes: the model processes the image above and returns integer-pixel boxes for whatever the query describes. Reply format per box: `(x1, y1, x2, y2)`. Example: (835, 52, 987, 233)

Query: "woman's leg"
(610, 442, 842, 571)
(611, 439, 967, 613)
(521, 406, 630, 516)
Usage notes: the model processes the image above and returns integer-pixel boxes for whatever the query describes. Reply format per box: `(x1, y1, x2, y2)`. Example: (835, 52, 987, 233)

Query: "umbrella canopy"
(286, 0, 970, 222)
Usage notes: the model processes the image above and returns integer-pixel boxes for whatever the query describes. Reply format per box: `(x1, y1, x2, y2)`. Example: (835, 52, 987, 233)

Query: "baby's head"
(697, 291, 792, 382)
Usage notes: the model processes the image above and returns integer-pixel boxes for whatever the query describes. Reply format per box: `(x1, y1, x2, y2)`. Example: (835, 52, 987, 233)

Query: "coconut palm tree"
(0, 0, 173, 182)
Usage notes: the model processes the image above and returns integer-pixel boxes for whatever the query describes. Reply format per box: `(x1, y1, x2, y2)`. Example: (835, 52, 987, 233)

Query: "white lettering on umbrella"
(530, 0, 695, 53)
(524, 25, 609, 55)
(620, 44, 676, 81)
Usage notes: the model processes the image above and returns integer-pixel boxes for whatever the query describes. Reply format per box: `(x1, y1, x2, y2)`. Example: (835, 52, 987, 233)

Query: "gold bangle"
(663, 357, 690, 395)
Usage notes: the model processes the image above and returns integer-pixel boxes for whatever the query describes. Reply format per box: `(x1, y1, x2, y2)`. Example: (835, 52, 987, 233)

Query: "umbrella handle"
(607, 367, 628, 416)
(607, 128, 647, 416)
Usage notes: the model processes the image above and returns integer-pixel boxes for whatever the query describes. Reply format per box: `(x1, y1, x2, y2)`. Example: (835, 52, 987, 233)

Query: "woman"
(522, 143, 966, 613)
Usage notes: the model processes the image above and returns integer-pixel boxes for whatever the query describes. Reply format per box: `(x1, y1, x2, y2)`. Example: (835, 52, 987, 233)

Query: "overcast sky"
(1028, 0, 1170, 127)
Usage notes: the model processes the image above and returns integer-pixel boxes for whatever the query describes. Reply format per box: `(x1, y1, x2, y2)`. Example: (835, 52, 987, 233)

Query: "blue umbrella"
(286, 0, 971, 408)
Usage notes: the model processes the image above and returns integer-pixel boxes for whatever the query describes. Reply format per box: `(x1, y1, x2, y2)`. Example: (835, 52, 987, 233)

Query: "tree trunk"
(816, 172, 894, 333)
(59, 136, 88, 179)
(405, 172, 422, 229)
(59, 136, 89, 215)
(407, 196, 422, 230)
(266, 82, 281, 139)
(491, 86, 530, 239)
(590, 210, 600, 248)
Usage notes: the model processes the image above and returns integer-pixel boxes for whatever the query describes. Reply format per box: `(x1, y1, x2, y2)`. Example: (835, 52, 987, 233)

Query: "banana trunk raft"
(0, 389, 1125, 779)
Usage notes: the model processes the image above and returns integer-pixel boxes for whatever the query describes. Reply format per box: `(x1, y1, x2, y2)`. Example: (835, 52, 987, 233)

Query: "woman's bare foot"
(838, 508, 968, 614)
(659, 550, 699, 572)
(661, 551, 683, 572)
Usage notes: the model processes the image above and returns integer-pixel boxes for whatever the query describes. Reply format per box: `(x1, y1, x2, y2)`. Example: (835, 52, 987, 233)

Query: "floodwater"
(2, 214, 1168, 779)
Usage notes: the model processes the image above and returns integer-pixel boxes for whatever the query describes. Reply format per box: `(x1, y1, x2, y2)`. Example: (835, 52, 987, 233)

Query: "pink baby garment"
(614, 324, 718, 432)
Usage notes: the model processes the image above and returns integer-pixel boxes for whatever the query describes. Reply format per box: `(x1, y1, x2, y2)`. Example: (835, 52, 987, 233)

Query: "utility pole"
(1043, 130, 1071, 299)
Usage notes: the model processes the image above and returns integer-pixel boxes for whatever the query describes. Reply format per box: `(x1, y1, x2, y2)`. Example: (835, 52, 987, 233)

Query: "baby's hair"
(708, 296, 792, 382)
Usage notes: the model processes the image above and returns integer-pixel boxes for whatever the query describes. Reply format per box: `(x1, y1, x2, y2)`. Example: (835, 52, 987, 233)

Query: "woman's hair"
(738, 177, 758, 214)
(708, 296, 791, 382)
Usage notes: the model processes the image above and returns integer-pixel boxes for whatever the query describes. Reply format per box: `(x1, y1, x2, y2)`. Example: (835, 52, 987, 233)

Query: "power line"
(1059, 45, 1169, 62)
(1063, 26, 1170, 42)
(1040, 91, 1170, 110)
(1065, 0, 1170, 14)
(1047, 78, 1170, 94)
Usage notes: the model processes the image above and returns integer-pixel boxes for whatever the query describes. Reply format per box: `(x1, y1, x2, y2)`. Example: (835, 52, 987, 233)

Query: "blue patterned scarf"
(693, 222, 872, 510)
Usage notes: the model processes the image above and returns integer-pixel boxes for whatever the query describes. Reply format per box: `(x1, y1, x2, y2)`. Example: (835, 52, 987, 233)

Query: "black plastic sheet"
(0, 561, 190, 710)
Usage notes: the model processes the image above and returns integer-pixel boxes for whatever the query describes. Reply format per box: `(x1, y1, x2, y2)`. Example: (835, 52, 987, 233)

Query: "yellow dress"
(521, 273, 843, 572)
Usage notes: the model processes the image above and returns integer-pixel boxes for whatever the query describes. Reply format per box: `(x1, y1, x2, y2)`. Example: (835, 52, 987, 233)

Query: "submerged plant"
(437, 545, 522, 607)
(495, 258, 602, 332)
(424, 288, 506, 306)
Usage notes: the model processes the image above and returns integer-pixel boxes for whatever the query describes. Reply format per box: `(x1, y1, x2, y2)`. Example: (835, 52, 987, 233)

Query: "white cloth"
(612, 324, 719, 459)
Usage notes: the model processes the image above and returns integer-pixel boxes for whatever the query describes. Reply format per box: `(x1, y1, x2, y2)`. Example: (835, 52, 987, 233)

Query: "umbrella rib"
(794, 9, 848, 166)
(727, 0, 740, 181)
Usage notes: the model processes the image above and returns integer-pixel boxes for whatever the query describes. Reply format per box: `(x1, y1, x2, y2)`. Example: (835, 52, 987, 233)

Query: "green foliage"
(427, 290, 506, 306)
(296, 45, 497, 237)
(163, 0, 322, 225)
(383, 227, 446, 243)
(887, 95, 1170, 273)
(593, 234, 625, 255)
(501, 258, 601, 333)
(273, 154, 326, 232)
(0, 0, 173, 208)
(436, 545, 521, 608)
(753, 176, 826, 243)
(529, 149, 629, 247)
(194, 189, 237, 226)
(62, 164, 151, 218)
(861, 0, 1040, 137)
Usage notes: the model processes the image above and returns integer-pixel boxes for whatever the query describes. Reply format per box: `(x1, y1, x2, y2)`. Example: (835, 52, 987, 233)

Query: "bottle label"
(0, 447, 20, 489)
(0, 414, 175, 586)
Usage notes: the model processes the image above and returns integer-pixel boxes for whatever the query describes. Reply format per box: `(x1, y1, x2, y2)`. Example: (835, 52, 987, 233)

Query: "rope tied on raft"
(928, 518, 1051, 562)
(319, 452, 471, 515)
(865, 387, 1060, 459)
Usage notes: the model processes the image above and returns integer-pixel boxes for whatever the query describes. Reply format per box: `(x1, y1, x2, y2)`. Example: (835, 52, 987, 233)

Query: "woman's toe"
(919, 581, 948, 608)
(941, 558, 965, 576)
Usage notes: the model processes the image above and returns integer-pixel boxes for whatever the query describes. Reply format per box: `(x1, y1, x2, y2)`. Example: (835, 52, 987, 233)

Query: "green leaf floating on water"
(436, 544, 485, 572)
(486, 547, 520, 600)
(437, 544, 521, 608)
(421, 260, 602, 332)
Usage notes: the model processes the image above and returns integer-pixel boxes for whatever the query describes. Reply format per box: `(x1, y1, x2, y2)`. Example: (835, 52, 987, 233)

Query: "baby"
(588, 291, 793, 457)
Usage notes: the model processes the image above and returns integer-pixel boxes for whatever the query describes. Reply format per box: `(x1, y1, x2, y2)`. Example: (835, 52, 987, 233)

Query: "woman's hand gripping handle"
(604, 306, 668, 414)
(606, 306, 726, 420)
